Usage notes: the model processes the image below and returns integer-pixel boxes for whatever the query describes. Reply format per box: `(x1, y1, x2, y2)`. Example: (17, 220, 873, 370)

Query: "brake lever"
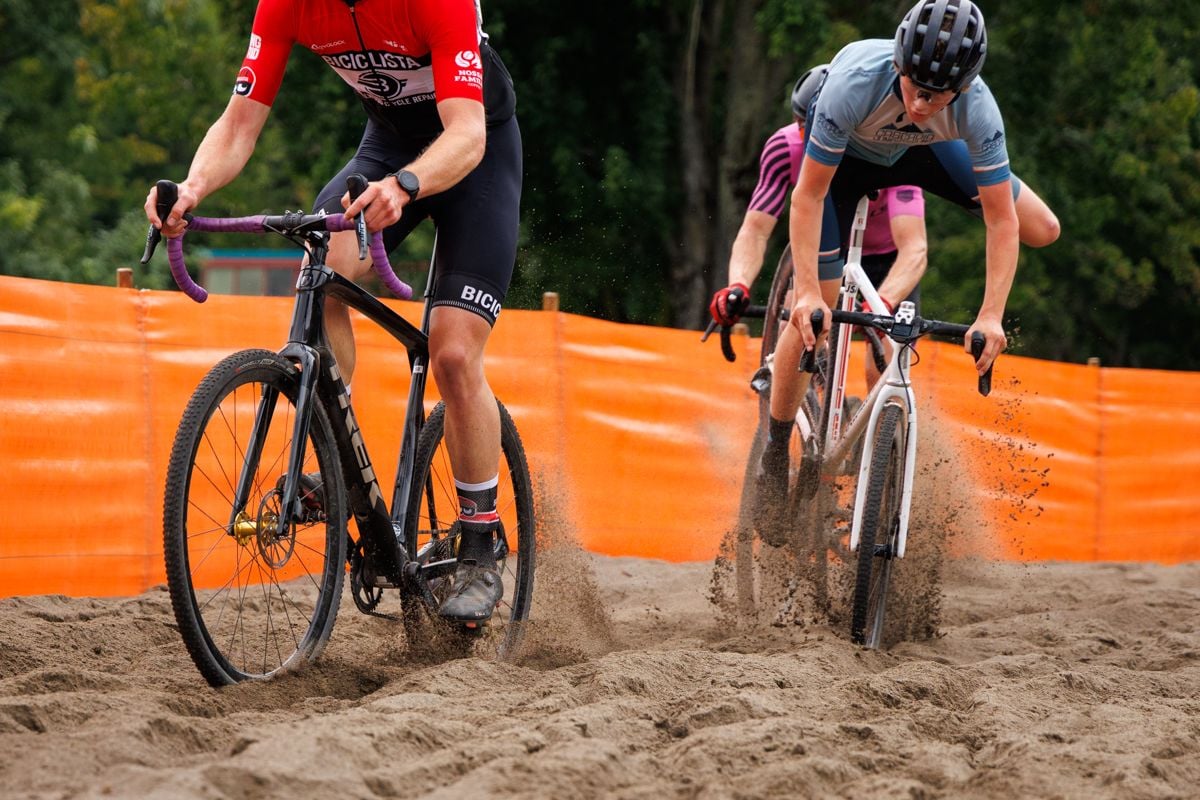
(798, 309, 824, 373)
(970, 331, 994, 397)
(700, 320, 737, 363)
(141, 179, 179, 265)
(346, 173, 369, 261)
(864, 327, 888, 373)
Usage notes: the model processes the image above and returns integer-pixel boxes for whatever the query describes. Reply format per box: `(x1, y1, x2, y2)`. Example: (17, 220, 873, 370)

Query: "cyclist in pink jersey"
(144, 0, 521, 623)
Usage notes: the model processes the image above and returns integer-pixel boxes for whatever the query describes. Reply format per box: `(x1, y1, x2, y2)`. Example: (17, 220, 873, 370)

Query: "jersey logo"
(979, 130, 1006, 157)
(358, 73, 408, 104)
(247, 34, 261, 60)
(234, 66, 256, 97)
(460, 284, 502, 318)
(815, 111, 845, 139)
(454, 50, 481, 69)
(319, 50, 429, 105)
(897, 188, 916, 203)
(874, 122, 935, 145)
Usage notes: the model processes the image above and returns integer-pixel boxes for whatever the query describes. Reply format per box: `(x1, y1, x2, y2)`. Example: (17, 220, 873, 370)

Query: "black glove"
(709, 282, 750, 326)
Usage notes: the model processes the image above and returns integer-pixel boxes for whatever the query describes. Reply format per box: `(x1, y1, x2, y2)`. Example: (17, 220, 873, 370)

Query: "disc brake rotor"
(255, 489, 295, 568)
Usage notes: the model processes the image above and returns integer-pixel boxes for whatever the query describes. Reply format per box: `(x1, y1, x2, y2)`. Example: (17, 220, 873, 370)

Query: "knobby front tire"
(402, 400, 535, 660)
(850, 402, 905, 648)
(163, 350, 347, 686)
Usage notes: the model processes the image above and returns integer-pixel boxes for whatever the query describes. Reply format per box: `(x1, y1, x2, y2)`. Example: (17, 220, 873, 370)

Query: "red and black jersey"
(235, 0, 515, 138)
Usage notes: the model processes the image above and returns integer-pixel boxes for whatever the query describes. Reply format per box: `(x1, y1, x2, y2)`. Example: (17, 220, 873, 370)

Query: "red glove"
(709, 282, 750, 326)
(862, 295, 894, 315)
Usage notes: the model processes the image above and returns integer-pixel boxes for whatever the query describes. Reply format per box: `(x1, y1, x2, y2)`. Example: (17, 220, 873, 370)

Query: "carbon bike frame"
(239, 234, 443, 594)
(141, 172, 476, 620)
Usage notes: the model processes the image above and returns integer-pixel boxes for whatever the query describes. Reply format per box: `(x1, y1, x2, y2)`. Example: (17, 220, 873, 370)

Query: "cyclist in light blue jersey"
(757, 0, 1060, 511)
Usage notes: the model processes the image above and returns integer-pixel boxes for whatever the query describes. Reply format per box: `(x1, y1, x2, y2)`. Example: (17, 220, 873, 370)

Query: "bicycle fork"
(845, 358, 919, 559)
(227, 346, 322, 543)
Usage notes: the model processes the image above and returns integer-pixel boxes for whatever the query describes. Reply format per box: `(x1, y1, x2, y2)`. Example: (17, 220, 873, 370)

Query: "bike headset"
(790, 63, 829, 124)
(894, 0, 987, 93)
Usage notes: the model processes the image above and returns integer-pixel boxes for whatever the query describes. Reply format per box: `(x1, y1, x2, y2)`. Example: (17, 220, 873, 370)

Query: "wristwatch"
(392, 169, 420, 202)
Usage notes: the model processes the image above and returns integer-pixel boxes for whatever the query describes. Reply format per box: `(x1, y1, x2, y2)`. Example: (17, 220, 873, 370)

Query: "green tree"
(2, 0, 1198, 368)
(921, 0, 1200, 368)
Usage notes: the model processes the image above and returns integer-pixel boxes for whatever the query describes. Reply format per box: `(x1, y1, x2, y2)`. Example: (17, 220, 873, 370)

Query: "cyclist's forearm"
(403, 99, 486, 197)
(787, 190, 824, 297)
(404, 127, 483, 195)
(877, 247, 927, 306)
(727, 211, 777, 287)
(183, 98, 270, 203)
(980, 219, 1020, 320)
(185, 134, 254, 202)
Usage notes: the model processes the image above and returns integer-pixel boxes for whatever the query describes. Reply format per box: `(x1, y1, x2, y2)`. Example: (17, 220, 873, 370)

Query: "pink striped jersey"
(747, 124, 924, 255)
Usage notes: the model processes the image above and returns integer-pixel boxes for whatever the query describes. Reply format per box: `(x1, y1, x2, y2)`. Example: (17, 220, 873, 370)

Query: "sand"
(2, 398, 1197, 799)
(1, 548, 1198, 799)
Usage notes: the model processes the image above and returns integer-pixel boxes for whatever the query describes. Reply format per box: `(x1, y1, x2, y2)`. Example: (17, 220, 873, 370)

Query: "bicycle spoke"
(401, 401, 533, 661)
(165, 350, 346, 685)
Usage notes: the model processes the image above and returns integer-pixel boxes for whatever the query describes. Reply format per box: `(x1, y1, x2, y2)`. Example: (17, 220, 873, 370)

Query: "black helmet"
(790, 63, 829, 122)
(894, 0, 987, 92)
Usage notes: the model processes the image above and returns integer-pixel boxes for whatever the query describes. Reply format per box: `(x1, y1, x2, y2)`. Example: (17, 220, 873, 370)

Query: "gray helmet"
(790, 63, 829, 123)
(894, 0, 987, 92)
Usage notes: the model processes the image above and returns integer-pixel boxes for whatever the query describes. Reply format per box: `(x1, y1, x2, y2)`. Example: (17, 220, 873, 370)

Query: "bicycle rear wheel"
(760, 247, 794, 366)
(402, 400, 535, 659)
(163, 349, 347, 686)
(732, 246, 828, 622)
(850, 402, 905, 648)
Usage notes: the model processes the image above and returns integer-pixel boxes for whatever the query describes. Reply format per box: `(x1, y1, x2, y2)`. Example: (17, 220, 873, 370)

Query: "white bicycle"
(719, 195, 993, 648)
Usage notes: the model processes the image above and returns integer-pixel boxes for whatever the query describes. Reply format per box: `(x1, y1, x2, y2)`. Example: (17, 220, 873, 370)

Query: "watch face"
(399, 171, 419, 195)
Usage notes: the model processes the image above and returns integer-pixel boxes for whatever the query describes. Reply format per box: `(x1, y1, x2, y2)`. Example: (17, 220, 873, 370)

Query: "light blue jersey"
(806, 39, 1011, 187)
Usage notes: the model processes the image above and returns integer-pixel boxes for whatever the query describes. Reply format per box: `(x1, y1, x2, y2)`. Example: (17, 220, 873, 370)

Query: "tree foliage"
(1, 0, 1197, 368)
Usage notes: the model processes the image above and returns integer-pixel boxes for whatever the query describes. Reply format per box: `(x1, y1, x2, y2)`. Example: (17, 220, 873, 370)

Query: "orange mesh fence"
(1, 274, 1197, 597)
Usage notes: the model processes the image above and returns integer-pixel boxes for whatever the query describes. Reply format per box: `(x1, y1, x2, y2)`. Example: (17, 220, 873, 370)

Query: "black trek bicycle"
(143, 177, 535, 686)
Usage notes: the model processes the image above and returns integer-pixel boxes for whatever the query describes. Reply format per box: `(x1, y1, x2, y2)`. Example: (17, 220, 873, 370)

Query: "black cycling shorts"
(314, 115, 522, 326)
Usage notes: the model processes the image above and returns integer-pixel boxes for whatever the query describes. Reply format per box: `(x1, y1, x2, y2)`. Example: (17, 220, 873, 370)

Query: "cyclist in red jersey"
(144, 0, 521, 623)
